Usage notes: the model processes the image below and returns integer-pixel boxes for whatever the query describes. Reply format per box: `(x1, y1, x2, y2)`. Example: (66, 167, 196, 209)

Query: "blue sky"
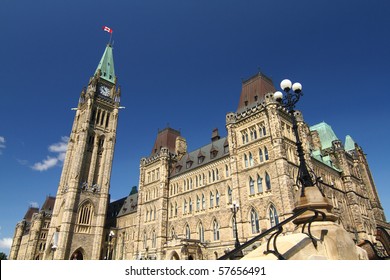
(0, 0, 389, 255)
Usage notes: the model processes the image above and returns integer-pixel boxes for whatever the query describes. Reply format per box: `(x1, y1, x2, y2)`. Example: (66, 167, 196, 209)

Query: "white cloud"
(0, 237, 12, 251)
(31, 136, 68, 171)
(31, 156, 59, 171)
(48, 136, 69, 153)
(0, 136, 5, 155)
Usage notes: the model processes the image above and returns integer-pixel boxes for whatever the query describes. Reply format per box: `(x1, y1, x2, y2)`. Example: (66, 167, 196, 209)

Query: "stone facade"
(10, 48, 388, 260)
(108, 73, 387, 260)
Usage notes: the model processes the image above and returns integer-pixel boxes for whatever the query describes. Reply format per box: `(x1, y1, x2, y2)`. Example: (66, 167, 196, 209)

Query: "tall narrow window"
(216, 191, 220, 206)
(244, 154, 248, 168)
(250, 208, 260, 234)
(264, 147, 269, 160)
(189, 198, 193, 213)
(183, 199, 187, 214)
(213, 220, 220, 241)
(175, 202, 178, 216)
(210, 192, 214, 208)
(225, 165, 229, 177)
(143, 231, 147, 249)
(257, 175, 263, 193)
(100, 111, 105, 126)
(105, 113, 110, 128)
(227, 186, 233, 204)
(185, 225, 191, 239)
(196, 195, 200, 211)
(202, 194, 206, 209)
(249, 152, 254, 166)
(249, 177, 255, 195)
(198, 223, 204, 243)
(269, 205, 279, 227)
(265, 172, 271, 190)
(259, 149, 264, 163)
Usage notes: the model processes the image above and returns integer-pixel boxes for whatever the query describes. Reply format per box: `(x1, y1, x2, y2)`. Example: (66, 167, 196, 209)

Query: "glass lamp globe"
(292, 82, 302, 93)
(274, 91, 283, 101)
(280, 79, 292, 91)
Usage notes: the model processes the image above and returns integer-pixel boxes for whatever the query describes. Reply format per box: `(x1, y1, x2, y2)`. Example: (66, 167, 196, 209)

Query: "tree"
(0, 252, 8, 260)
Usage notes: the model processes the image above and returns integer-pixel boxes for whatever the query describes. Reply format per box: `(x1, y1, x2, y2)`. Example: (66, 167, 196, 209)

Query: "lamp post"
(274, 79, 338, 224)
(230, 200, 243, 259)
(274, 79, 315, 197)
(106, 230, 115, 260)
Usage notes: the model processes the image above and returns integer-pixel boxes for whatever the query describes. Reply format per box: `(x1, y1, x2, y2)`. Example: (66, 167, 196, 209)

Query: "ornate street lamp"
(106, 230, 115, 260)
(230, 201, 240, 249)
(274, 79, 337, 224)
(274, 80, 315, 197)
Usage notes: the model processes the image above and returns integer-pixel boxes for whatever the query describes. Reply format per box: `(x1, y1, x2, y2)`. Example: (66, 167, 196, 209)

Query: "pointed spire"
(95, 44, 116, 84)
(345, 135, 356, 151)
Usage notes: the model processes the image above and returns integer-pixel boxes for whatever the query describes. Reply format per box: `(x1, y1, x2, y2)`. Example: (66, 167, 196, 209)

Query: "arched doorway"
(71, 249, 84, 260)
(169, 251, 180, 260)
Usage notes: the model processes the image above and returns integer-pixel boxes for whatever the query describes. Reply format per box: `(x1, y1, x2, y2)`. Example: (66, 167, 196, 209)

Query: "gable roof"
(171, 137, 229, 177)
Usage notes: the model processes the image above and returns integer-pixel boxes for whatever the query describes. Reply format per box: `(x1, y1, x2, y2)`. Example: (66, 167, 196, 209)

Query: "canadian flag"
(102, 26, 113, 33)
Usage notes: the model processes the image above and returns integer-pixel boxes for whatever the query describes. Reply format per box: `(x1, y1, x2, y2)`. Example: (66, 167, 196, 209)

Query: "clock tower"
(44, 44, 121, 260)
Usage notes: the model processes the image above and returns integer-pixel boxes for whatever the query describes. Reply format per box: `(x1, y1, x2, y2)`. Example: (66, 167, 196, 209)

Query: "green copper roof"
(344, 135, 356, 151)
(310, 122, 338, 150)
(95, 44, 115, 84)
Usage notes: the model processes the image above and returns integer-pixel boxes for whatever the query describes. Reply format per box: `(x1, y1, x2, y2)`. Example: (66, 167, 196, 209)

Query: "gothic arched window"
(257, 175, 263, 193)
(259, 149, 264, 163)
(250, 208, 260, 234)
(269, 205, 279, 227)
(227, 186, 233, 204)
(76, 202, 94, 233)
(198, 223, 204, 243)
(185, 224, 191, 239)
(249, 177, 255, 195)
(249, 152, 254, 166)
(265, 172, 271, 190)
(213, 220, 220, 241)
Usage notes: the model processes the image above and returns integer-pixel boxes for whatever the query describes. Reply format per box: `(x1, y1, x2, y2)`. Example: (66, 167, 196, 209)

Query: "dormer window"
(224, 144, 229, 154)
(176, 164, 182, 173)
(198, 156, 205, 164)
(244, 101, 248, 106)
(210, 150, 218, 159)
(186, 161, 193, 169)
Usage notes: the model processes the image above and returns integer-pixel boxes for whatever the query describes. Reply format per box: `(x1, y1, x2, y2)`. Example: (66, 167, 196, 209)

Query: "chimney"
(211, 128, 220, 142)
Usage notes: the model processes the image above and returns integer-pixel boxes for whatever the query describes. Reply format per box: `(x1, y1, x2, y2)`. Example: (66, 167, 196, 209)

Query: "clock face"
(99, 85, 110, 97)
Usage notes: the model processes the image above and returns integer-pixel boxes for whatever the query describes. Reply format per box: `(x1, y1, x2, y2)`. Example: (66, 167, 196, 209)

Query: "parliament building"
(9, 44, 390, 260)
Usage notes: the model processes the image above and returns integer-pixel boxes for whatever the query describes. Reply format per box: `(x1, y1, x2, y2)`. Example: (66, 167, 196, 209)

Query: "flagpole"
(109, 31, 113, 46)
